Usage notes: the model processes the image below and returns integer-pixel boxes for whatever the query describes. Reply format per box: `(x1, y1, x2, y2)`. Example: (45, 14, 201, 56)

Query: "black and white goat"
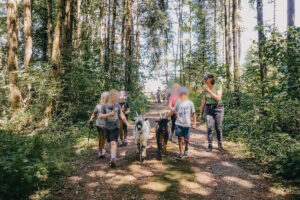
(133, 112, 150, 162)
(156, 113, 170, 160)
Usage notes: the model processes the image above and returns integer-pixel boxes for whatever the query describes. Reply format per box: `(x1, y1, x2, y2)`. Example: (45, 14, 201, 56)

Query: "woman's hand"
(198, 113, 203, 121)
(203, 86, 211, 93)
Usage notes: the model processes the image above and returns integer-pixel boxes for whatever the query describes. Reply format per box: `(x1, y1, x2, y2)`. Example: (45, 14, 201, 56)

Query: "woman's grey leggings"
(205, 104, 224, 144)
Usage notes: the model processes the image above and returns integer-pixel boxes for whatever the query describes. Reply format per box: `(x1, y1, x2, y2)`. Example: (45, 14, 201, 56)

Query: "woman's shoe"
(206, 144, 213, 152)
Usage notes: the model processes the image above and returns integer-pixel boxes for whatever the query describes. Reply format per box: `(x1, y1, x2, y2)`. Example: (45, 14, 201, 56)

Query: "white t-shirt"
(173, 100, 195, 127)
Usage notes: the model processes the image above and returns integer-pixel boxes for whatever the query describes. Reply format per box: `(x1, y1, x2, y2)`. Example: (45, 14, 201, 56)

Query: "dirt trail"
(54, 103, 288, 200)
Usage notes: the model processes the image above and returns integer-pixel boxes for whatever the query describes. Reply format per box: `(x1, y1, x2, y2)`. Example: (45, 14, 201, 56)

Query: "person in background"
(89, 91, 109, 158)
(199, 72, 224, 152)
(99, 90, 131, 168)
(166, 88, 172, 104)
(156, 87, 161, 103)
(168, 83, 180, 140)
(167, 87, 196, 159)
(118, 91, 130, 146)
(162, 89, 166, 103)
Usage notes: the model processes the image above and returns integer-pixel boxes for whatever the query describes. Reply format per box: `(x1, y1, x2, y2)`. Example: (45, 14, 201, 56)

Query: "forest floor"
(52, 103, 294, 200)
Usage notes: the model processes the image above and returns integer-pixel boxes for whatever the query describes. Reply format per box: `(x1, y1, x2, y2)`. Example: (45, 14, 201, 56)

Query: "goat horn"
(136, 111, 139, 117)
(159, 113, 162, 118)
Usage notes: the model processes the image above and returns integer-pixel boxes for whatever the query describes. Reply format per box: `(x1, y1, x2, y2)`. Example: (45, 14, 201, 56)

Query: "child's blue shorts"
(175, 125, 190, 139)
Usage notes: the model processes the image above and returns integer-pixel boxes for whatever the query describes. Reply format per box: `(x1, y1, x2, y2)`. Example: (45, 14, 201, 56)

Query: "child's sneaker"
(183, 147, 189, 156)
(98, 151, 104, 159)
(176, 154, 183, 160)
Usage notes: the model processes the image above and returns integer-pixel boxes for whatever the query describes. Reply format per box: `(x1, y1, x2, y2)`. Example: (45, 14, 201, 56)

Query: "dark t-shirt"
(100, 103, 122, 130)
(119, 101, 130, 117)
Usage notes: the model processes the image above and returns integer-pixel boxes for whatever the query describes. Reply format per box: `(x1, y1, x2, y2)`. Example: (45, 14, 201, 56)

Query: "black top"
(119, 101, 130, 117)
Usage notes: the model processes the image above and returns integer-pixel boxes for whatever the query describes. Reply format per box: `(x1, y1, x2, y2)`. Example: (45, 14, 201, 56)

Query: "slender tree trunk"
(257, 0, 266, 96)
(108, 0, 117, 88)
(7, 0, 22, 112)
(213, 0, 217, 67)
(287, 0, 298, 98)
(99, 0, 104, 63)
(273, 0, 276, 31)
(47, 0, 53, 60)
(76, 0, 82, 49)
(224, 0, 232, 91)
(232, 0, 240, 104)
(135, 0, 141, 87)
(51, 0, 64, 78)
(125, 0, 134, 91)
(238, 0, 241, 62)
(24, 0, 32, 67)
(188, 0, 192, 87)
(104, 0, 111, 72)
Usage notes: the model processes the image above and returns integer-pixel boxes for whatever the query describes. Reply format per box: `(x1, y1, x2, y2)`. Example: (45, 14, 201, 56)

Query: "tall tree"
(224, 0, 232, 90)
(287, 0, 298, 98)
(24, 0, 32, 67)
(213, 0, 217, 67)
(124, 0, 134, 91)
(7, 0, 22, 112)
(257, 0, 266, 96)
(47, 0, 53, 59)
(232, 0, 240, 103)
(135, 0, 141, 86)
(76, 0, 82, 49)
(99, 0, 104, 63)
(108, 0, 117, 87)
(104, 0, 111, 72)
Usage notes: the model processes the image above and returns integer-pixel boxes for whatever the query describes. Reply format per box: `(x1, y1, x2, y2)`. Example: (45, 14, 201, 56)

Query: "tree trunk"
(257, 0, 266, 96)
(224, 0, 232, 91)
(108, 0, 117, 88)
(76, 0, 82, 49)
(232, 0, 240, 104)
(287, 0, 298, 98)
(125, 0, 134, 91)
(99, 0, 104, 63)
(135, 0, 141, 87)
(104, 0, 111, 72)
(7, 0, 22, 112)
(51, 0, 64, 78)
(188, 0, 192, 87)
(47, 0, 53, 59)
(24, 0, 32, 67)
(273, 0, 276, 31)
(213, 0, 217, 67)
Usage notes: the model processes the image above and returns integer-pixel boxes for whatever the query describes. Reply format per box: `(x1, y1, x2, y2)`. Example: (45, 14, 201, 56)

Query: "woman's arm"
(199, 95, 206, 120)
(125, 107, 130, 115)
(89, 111, 96, 121)
(204, 86, 222, 101)
(168, 99, 172, 111)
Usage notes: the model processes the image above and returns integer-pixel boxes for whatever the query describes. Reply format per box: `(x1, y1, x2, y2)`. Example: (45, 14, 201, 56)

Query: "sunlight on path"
(53, 103, 288, 200)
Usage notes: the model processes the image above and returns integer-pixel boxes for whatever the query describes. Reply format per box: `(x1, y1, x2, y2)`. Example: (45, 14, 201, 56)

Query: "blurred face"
(173, 84, 180, 93)
(119, 97, 125, 102)
(179, 93, 188, 100)
(109, 94, 119, 104)
(204, 78, 213, 85)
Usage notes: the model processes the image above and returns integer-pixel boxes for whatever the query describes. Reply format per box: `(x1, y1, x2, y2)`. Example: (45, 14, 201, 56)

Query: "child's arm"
(99, 111, 114, 119)
(192, 112, 197, 129)
(119, 112, 130, 127)
(166, 110, 174, 118)
(199, 95, 206, 121)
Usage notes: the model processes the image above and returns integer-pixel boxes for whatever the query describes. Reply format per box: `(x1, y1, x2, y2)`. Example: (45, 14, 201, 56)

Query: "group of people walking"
(89, 72, 224, 167)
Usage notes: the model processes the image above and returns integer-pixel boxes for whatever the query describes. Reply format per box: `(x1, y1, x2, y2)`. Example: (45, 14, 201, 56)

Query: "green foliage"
(0, 125, 90, 200)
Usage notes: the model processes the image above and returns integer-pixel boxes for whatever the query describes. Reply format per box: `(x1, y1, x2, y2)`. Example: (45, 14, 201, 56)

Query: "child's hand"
(109, 111, 115, 117)
(192, 123, 196, 129)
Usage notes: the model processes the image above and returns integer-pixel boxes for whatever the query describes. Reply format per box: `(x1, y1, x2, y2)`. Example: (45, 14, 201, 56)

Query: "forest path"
(54, 103, 286, 200)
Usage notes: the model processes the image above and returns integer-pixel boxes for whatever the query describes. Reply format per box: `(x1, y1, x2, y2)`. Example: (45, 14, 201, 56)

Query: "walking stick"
(88, 121, 93, 143)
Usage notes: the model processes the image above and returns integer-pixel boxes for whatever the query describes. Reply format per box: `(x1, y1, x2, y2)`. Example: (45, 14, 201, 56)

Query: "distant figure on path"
(162, 89, 166, 103)
(156, 87, 161, 103)
(166, 88, 172, 104)
(199, 73, 224, 152)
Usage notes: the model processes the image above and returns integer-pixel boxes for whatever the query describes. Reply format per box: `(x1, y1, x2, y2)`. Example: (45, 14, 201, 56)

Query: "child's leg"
(100, 128, 106, 151)
(110, 141, 117, 160)
(119, 121, 124, 141)
(184, 138, 189, 149)
(178, 136, 184, 154)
